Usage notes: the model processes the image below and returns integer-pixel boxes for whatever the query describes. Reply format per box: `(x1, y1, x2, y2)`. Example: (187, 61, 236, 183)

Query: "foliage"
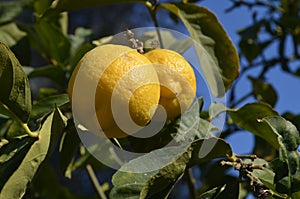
(0, 0, 299, 199)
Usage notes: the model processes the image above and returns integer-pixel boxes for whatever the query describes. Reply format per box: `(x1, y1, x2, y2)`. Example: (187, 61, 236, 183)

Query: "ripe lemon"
(144, 49, 196, 119)
(68, 44, 160, 138)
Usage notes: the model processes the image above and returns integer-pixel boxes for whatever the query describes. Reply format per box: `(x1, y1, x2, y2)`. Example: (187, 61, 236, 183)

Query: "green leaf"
(0, 41, 31, 123)
(111, 137, 232, 198)
(0, 22, 27, 47)
(59, 119, 81, 178)
(228, 102, 279, 149)
(248, 76, 278, 107)
(263, 116, 300, 195)
(160, 3, 239, 96)
(0, 0, 35, 23)
(188, 138, 233, 167)
(0, 108, 67, 199)
(198, 185, 226, 199)
(111, 144, 190, 199)
(28, 65, 66, 87)
(25, 20, 70, 63)
(30, 94, 69, 122)
(28, 161, 91, 199)
(0, 137, 34, 189)
(262, 116, 300, 151)
(175, 97, 214, 142)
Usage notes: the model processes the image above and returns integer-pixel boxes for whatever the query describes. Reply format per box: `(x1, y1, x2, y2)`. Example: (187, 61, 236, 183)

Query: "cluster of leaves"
(0, 0, 299, 199)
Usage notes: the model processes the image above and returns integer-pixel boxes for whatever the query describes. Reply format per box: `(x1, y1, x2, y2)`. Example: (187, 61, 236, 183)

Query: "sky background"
(197, 0, 300, 155)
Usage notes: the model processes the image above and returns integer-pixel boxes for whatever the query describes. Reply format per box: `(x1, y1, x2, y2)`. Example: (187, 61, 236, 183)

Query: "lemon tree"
(0, 0, 300, 199)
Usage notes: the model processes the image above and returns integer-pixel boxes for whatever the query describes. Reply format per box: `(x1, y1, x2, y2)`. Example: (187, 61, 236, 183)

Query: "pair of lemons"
(68, 44, 196, 138)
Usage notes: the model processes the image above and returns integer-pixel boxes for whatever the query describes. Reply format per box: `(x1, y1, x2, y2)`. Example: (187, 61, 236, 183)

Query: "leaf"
(111, 144, 190, 199)
(263, 116, 300, 195)
(30, 93, 69, 122)
(0, 137, 34, 189)
(0, 108, 67, 199)
(262, 116, 300, 151)
(208, 102, 227, 120)
(175, 97, 212, 142)
(25, 20, 70, 63)
(228, 102, 279, 149)
(188, 138, 233, 167)
(111, 138, 232, 198)
(0, 0, 35, 23)
(160, 3, 239, 96)
(248, 76, 278, 107)
(59, 119, 81, 178)
(0, 41, 31, 123)
(43, 0, 148, 18)
(0, 22, 27, 47)
(28, 65, 66, 87)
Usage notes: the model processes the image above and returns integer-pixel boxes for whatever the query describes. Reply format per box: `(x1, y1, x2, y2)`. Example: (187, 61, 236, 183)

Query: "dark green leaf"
(26, 20, 70, 63)
(43, 0, 148, 17)
(160, 3, 239, 96)
(248, 76, 278, 107)
(228, 102, 279, 149)
(28, 65, 66, 87)
(30, 94, 69, 120)
(29, 161, 92, 199)
(59, 119, 81, 178)
(239, 40, 272, 63)
(0, 108, 67, 199)
(0, 41, 31, 123)
(188, 138, 233, 167)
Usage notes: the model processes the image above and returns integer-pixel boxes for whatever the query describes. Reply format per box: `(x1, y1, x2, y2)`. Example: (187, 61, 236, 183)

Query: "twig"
(146, 1, 164, 48)
(0, 102, 38, 138)
(184, 168, 197, 199)
(86, 164, 108, 199)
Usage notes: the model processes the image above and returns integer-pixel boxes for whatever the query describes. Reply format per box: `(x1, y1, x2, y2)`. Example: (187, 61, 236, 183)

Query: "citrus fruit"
(68, 44, 160, 138)
(144, 48, 196, 119)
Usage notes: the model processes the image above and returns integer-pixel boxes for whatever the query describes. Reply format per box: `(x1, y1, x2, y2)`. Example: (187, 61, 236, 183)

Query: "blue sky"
(200, 0, 300, 115)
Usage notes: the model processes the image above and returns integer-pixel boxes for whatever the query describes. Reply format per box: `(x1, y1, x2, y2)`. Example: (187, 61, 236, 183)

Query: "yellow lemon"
(68, 44, 160, 138)
(144, 49, 196, 119)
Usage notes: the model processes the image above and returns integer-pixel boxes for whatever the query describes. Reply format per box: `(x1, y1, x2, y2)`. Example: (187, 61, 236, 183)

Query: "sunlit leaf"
(160, 3, 239, 96)
(0, 108, 67, 199)
(0, 23, 27, 47)
(228, 102, 279, 149)
(0, 41, 31, 123)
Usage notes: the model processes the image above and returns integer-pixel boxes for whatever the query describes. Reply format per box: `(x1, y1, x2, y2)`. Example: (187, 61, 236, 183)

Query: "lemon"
(68, 44, 160, 138)
(144, 49, 196, 119)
